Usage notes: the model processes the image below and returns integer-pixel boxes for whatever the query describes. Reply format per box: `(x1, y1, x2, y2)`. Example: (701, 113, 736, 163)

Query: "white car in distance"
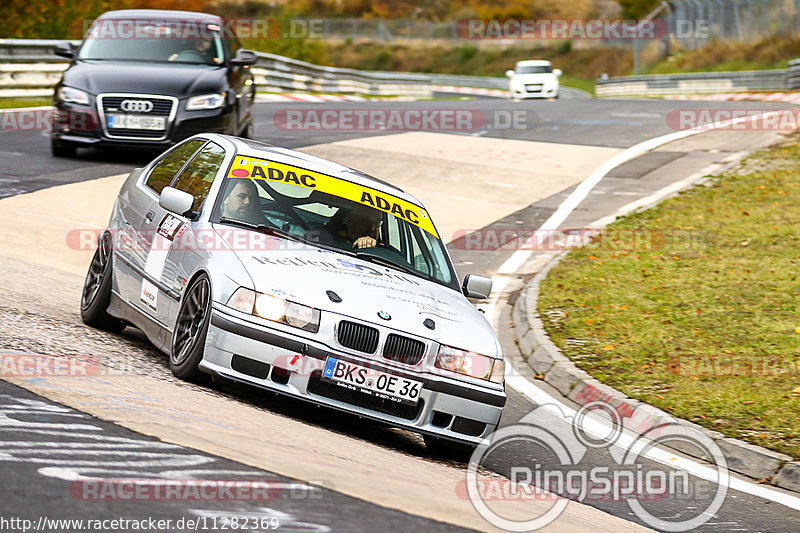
(506, 60, 561, 99)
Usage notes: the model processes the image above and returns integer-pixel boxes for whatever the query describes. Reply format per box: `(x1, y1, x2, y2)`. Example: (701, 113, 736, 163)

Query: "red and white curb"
(666, 92, 800, 104)
(256, 93, 367, 103)
(432, 85, 509, 98)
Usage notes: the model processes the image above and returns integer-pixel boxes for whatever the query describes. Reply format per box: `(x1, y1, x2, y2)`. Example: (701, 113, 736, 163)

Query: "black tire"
(51, 138, 76, 158)
(170, 273, 212, 383)
(80, 232, 125, 333)
(424, 435, 477, 462)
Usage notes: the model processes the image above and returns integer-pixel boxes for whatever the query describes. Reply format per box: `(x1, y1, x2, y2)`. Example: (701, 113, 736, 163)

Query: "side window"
(145, 139, 205, 195)
(171, 142, 226, 211)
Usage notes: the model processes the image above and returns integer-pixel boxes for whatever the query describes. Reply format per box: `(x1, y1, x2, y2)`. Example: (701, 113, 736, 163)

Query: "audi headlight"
(435, 345, 503, 383)
(57, 86, 90, 105)
(227, 288, 320, 333)
(186, 93, 225, 110)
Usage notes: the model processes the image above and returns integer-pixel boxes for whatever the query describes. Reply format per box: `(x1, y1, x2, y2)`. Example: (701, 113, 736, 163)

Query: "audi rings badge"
(120, 100, 154, 113)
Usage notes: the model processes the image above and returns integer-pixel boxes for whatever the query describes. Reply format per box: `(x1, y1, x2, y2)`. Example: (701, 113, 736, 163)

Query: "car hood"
(229, 239, 500, 356)
(62, 60, 226, 96)
(512, 73, 557, 84)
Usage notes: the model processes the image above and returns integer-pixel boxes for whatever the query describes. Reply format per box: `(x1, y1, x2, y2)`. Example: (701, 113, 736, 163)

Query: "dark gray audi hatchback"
(51, 9, 257, 157)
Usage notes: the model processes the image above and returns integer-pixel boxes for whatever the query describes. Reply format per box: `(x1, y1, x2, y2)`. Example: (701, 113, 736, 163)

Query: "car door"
(122, 139, 206, 328)
(145, 140, 226, 334)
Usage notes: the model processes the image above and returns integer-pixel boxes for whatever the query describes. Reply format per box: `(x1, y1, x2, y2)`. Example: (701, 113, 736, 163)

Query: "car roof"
(96, 9, 221, 22)
(515, 60, 552, 66)
(203, 134, 426, 207)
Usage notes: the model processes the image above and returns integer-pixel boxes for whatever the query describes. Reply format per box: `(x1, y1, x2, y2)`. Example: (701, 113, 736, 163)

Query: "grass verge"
(0, 97, 52, 109)
(538, 135, 800, 458)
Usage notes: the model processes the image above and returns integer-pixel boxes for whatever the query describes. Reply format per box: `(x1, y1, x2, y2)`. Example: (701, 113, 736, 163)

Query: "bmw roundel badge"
(377, 310, 391, 321)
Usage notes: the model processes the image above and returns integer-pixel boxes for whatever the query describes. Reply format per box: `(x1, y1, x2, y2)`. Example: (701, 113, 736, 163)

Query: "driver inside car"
(168, 38, 219, 63)
(221, 179, 261, 222)
(325, 205, 383, 249)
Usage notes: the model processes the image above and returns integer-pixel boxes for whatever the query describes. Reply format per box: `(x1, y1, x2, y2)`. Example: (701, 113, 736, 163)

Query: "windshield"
(516, 65, 552, 74)
(213, 156, 459, 290)
(78, 19, 225, 65)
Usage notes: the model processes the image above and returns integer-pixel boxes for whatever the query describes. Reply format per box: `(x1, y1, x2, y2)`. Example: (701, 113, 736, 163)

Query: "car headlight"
(57, 86, 90, 105)
(227, 287, 320, 333)
(435, 344, 504, 383)
(186, 93, 226, 110)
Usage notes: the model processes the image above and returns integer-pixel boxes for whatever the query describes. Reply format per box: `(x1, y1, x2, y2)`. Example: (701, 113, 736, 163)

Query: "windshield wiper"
(216, 216, 304, 242)
(353, 251, 418, 276)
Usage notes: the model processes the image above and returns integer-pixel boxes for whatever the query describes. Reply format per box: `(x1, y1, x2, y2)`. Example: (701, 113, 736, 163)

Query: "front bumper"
(510, 85, 559, 98)
(51, 100, 231, 150)
(201, 307, 506, 445)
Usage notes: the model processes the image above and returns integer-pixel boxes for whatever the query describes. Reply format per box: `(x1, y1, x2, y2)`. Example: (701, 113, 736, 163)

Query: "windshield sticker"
(230, 156, 438, 238)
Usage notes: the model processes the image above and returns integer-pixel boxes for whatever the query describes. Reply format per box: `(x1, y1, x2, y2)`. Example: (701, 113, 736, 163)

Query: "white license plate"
(322, 357, 422, 404)
(107, 114, 165, 130)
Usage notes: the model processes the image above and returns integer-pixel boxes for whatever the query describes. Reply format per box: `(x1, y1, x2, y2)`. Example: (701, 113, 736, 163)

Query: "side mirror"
(505, 69, 515, 78)
(553, 68, 562, 77)
(160, 187, 194, 216)
(462, 274, 492, 299)
(231, 49, 258, 66)
(55, 42, 75, 59)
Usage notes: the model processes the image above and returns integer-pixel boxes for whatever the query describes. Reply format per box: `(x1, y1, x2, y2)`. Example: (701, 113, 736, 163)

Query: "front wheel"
(80, 232, 125, 332)
(170, 273, 212, 383)
(51, 138, 76, 158)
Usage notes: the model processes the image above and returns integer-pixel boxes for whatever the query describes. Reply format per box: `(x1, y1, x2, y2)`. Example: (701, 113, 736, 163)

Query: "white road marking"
(506, 373, 800, 511)
(488, 114, 800, 509)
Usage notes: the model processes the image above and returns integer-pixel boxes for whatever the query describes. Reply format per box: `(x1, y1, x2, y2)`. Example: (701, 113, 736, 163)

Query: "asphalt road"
(1, 96, 799, 532)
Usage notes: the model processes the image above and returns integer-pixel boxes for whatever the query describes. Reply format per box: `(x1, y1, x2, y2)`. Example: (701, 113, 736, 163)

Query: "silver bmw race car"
(81, 133, 506, 451)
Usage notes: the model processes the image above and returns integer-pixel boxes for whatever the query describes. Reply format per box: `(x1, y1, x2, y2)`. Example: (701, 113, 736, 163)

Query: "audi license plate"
(107, 114, 165, 130)
(322, 357, 422, 404)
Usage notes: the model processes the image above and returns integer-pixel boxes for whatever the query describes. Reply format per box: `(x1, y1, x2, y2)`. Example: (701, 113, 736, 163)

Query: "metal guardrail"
(787, 58, 800, 89)
(0, 38, 598, 100)
(0, 39, 432, 98)
(385, 72, 592, 99)
(596, 67, 794, 97)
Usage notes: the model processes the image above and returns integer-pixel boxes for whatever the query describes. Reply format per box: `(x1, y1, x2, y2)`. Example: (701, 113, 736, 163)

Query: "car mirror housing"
(55, 42, 75, 59)
(462, 274, 492, 299)
(505, 69, 515, 78)
(231, 49, 258, 66)
(159, 186, 194, 216)
(553, 68, 562, 77)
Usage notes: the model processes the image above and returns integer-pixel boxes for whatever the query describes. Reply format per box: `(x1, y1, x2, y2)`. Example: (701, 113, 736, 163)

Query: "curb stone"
(775, 463, 800, 492)
(512, 245, 798, 491)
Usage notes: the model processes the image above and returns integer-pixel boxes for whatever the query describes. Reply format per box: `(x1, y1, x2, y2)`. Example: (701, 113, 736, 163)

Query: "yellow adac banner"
(229, 155, 438, 238)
